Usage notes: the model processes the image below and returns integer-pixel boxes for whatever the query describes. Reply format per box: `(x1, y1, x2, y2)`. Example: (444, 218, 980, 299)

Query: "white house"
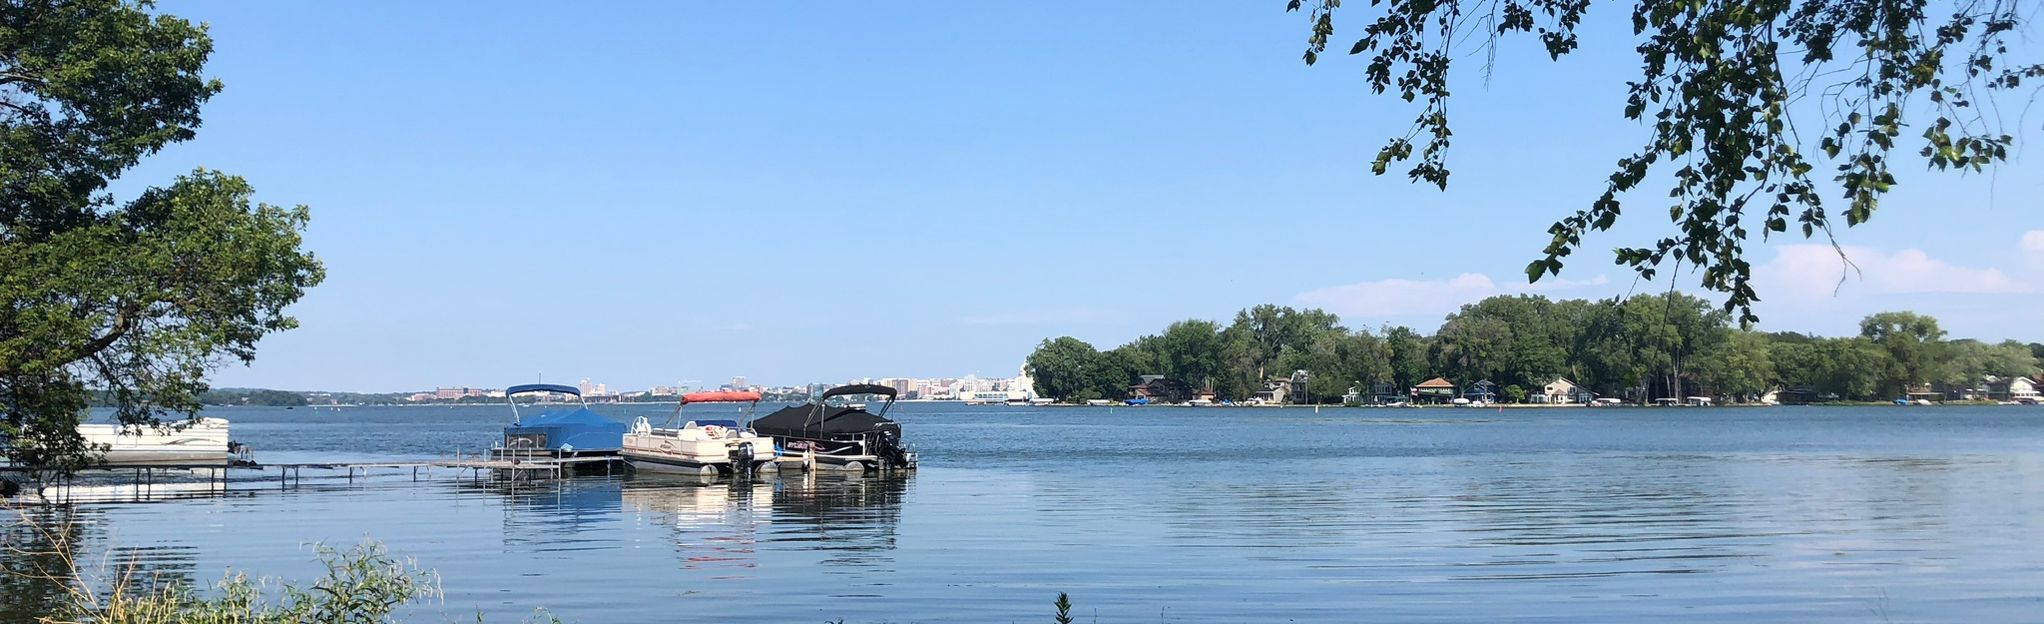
(1534, 378, 1591, 404)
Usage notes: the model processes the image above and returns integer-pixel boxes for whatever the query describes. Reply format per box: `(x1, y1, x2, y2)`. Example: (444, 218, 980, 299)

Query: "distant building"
(1534, 378, 1592, 404)
(1462, 380, 1498, 402)
(1253, 377, 1293, 404)
(1129, 375, 1190, 404)
(1413, 378, 1457, 403)
(1987, 376, 2039, 401)
(431, 387, 481, 400)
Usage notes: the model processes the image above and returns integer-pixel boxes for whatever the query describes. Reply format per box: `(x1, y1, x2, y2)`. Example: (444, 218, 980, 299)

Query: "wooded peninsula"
(1026, 294, 2044, 405)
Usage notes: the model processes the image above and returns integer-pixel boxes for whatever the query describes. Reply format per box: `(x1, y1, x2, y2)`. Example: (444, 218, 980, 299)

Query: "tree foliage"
(1030, 299, 2023, 404)
(1025, 337, 1105, 402)
(1859, 310, 1948, 396)
(1, 0, 324, 472)
(1291, 0, 2040, 323)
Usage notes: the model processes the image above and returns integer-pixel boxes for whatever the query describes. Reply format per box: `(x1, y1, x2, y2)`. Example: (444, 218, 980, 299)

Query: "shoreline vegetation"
(1027, 294, 2044, 406)
(5, 507, 1090, 624)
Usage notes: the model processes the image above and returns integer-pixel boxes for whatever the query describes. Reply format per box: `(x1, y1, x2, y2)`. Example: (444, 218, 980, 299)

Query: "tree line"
(1027, 295, 2044, 404)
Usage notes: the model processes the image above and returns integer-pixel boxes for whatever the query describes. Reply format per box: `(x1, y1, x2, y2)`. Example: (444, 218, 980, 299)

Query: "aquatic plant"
(41, 541, 441, 624)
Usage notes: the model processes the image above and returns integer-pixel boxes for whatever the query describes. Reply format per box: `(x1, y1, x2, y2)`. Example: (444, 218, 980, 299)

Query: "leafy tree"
(1942, 339, 2038, 388)
(1289, 0, 2037, 323)
(1, 0, 324, 472)
(1382, 325, 1431, 391)
(1157, 319, 1227, 394)
(1771, 340, 1823, 388)
(1859, 311, 1948, 397)
(1025, 337, 1104, 402)
(1816, 337, 1892, 400)
(1692, 330, 1775, 400)
(1502, 384, 1527, 404)
(1094, 346, 1149, 400)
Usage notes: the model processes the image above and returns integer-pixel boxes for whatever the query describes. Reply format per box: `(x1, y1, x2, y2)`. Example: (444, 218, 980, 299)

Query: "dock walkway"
(2, 453, 628, 496)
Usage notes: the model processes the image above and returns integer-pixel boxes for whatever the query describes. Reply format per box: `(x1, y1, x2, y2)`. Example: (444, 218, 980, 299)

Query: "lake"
(5, 403, 2043, 622)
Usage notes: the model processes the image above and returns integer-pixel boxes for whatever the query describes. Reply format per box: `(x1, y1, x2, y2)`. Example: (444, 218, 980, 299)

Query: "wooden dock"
(2, 453, 629, 501)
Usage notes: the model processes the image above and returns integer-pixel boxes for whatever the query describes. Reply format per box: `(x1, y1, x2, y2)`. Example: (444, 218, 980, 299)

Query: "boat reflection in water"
(617, 473, 912, 575)
(621, 475, 778, 577)
(765, 474, 909, 569)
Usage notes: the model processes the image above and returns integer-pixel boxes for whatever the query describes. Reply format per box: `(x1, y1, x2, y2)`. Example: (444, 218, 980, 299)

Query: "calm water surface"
(6, 403, 2044, 622)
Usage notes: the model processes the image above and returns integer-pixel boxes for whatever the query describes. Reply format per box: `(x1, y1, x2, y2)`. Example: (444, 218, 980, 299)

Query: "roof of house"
(1416, 377, 1455, 389)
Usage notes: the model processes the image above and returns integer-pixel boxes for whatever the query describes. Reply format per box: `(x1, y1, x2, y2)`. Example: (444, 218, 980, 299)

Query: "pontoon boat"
(497, 383, 624, 458)
(750, 384, 915, 472)
(622, 390, 779, 477)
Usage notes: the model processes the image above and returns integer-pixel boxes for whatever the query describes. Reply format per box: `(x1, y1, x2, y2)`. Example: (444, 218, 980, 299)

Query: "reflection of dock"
(4, 455, 628, 502)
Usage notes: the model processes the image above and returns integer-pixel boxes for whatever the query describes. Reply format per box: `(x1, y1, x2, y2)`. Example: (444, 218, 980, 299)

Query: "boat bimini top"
(749, 384, 900, 439)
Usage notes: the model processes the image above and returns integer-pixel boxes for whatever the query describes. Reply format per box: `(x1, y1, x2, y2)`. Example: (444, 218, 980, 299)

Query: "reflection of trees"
(767, 475, 908, 569)
(1, 507, 81, 622)
(1, 505, 197, 622)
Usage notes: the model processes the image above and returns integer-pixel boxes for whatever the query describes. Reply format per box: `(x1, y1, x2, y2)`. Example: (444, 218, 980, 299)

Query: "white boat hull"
(77, 418, 232, 465)
(621, 421, 778, 475)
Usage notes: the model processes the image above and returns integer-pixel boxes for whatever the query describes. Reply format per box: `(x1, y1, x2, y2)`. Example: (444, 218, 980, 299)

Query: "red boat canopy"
(680, 390, 761, 404)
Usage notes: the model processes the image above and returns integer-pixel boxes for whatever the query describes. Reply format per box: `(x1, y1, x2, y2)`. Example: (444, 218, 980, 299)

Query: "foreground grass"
(9, 507, 1082, 623)
(4, 506, 569, 624)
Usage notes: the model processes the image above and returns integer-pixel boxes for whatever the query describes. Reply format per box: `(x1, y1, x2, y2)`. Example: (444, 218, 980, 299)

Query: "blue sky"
(128, 2, 2042, 392)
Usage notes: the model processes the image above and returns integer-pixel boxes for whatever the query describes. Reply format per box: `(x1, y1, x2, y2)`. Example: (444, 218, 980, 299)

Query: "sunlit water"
(6, 403, 2044, 622)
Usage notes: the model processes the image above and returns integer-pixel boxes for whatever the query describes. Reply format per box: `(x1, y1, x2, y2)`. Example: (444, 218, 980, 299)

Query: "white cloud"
(1753, 244, 2030, 304)
(2023, 230, 2044, 269)
(1295, 272, 1611, 320)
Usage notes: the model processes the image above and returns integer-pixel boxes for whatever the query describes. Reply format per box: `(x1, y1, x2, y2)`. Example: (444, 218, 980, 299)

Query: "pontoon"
(622, 390, 779, 477)
(497, 383, 624, 458)
(78, 417, 235, 465)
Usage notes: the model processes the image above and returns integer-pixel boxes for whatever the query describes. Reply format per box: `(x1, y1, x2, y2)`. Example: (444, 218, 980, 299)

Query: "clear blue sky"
(129, 2, 2041, 392)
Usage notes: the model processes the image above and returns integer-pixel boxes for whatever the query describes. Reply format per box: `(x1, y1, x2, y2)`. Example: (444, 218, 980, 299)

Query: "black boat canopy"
(819, 384, 896, 400)
(751, 405, 900, 438)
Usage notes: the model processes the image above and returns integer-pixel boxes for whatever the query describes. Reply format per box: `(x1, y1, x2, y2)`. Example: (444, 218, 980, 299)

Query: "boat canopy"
(751, 405, 901, 439)
(507, 383, 581, 397)
(504, 408, 624, 451)
(820, 384, 897, 400)
(680, 390, 760, 404)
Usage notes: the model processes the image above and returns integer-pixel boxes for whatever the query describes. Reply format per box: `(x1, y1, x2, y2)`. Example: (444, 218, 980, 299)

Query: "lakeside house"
(1986, 376, 2040, 401)
(1254, 377, 1293, 404)
(1533, 378, 1594, 404)
(1129, 375, 1191, 404)
(1462, 380, 1499, 403)
(1414, 377, 1457, 403)
(1344, 381, 1404, 406)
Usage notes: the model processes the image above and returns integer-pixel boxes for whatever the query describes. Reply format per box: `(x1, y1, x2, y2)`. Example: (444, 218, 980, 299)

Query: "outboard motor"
(730, 442, 755, 479)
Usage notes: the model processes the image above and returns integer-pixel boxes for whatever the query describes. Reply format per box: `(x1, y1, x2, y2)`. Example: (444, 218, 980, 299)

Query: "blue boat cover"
(504, 408, 624, 451)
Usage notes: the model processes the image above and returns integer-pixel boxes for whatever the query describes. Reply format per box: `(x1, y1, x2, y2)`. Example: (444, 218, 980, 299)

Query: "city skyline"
(361, 371, 1036, 400)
